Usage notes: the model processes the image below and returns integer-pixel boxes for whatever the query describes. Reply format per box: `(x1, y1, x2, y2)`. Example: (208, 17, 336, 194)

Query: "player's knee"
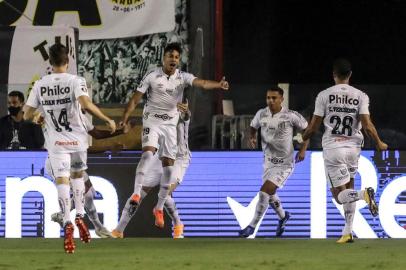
(71, 170, 83, 179)
(56, 177, 69, 185)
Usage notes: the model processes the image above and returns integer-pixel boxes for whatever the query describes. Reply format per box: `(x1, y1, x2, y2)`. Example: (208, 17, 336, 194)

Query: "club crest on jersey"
(340, 168, 348, 175)
(165, 89, 174, 95)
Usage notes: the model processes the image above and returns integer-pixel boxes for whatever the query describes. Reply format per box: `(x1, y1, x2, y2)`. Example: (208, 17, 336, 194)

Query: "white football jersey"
(26, 73, 90, 153)
(137, 68, 196, 125)
(251, 107, 308, 167)
(314, 84, 369, 149)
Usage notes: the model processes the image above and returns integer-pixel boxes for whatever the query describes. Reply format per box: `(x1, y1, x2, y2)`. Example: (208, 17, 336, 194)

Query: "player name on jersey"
(329, 94, 359, 105)
(41, 98, 71, 106)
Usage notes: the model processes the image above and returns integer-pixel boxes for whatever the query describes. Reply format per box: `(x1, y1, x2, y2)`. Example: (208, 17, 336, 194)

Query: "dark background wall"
(224, 0, 406, 84)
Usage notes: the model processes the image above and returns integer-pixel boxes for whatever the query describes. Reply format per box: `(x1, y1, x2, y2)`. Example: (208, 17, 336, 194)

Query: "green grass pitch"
(0, 238, 405, 270)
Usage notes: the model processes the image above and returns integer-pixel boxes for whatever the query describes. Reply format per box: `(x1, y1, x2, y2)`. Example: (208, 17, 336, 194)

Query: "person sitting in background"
(0, 91, 44, 149)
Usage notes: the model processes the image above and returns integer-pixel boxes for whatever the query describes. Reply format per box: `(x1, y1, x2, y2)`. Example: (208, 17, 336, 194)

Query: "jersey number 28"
(330, 115, 353, 136)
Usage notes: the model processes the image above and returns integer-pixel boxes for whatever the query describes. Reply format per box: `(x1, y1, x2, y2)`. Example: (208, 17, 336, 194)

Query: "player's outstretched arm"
(122, 91, 144, 125)
(192, 76, 229, 91)
(78, 96, 116, 133)
(302, 115, 323, 141)
(360, 114, 388, 151)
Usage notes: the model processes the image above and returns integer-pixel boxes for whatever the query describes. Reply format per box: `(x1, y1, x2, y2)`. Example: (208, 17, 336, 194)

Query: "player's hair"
(164, 43, 182, 55)
(267, 86, 284, 96)
(333, 58, 352, 79)
(8, 91, 24, 102)
(49, 43, 69, 67)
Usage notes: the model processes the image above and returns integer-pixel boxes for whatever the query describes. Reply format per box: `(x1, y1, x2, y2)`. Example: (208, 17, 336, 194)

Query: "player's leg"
(130, 125, 158, 207)
(48, 153, 75, 253)
(153, 125, 177, 228)
(70, 151, 90, 243)
(82, 172, 112, 238)
(112, 160, 162, 238)
(164, 158, 189, 238)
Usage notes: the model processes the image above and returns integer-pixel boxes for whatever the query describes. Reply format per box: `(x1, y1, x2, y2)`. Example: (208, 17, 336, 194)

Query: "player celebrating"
(239, 86, 309, 238)
(302, 59, 388, 243)
(23, 43, 116, 253)
(112, 103, 191, 239)
(121, 42, 228, 229)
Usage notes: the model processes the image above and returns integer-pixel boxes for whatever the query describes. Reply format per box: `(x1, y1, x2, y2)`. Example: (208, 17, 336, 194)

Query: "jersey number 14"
(47, 109, 72, 132)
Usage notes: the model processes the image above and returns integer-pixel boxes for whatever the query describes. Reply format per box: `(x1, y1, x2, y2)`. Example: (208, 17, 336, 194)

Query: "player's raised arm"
(78, 95, 116, 133)
(192, 76, 229, 91)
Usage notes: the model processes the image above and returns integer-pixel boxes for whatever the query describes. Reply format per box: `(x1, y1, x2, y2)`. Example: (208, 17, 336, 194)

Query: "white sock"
(269, 193, 285, 219)
(115, 189, 148, 233)
(249, 191, 270, 228)
(70, 177, 85, 216)
(133, 151, 154, 195)
(155, 166, 174, 210)
(342, 202, 356, 235)
(337, 189, 363, 204)
(84, 187, 103, 230)
(57, 183, 71, 225)
(164, 196, 182, 225)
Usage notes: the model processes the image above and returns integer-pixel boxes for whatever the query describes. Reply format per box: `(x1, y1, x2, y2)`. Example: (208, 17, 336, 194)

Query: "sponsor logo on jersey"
(54, 141, 78, 146)
(153, 113, 173, 121)
(270, 157, 284, 164)
(329, 94, 359, 105)
(40, 85, 71, 96)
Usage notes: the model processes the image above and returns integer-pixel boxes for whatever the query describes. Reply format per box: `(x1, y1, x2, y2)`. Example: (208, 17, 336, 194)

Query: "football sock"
(116, 190, 148, 233)
(269, 193, 286, 219)
(84, 187, 103, 231)
(155, 166, 174, 210)
(133, 151, 154, 195)
(338, 189, 363, 204)
(342, 202, 356, 235)
(70, 177, 85, 216)
(164, 196, 182, 225)
(249, 191, 270, 228)
(57, 183, 71, 225)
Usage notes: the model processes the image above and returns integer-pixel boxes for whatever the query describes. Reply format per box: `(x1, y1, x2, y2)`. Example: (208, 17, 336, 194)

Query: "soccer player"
(239, 86, 309, 238)
(48, 113, 130, 238)
(302, 59, 388, 243)
(23, 43, 116, 253)
(112, 103, 191, 239)
(121, 42, 228, 229)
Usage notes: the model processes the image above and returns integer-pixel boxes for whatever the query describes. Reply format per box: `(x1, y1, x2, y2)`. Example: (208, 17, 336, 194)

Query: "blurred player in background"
(239, 86, 309, 238)
(302, 59, 388, 243)
(121, 42, 228, 229)
(23, 43, 116, 253)
(113, 102, 191, 239)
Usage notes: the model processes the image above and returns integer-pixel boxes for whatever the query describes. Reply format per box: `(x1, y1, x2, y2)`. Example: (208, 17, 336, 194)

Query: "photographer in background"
(0, 91, 44, 149)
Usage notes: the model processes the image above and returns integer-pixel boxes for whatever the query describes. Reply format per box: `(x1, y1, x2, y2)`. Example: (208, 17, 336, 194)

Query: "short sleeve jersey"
(313, 84, 369, 149)
(137, 68, 196, 125)
(251, 107, 308, 167)
(26, 73, 90, 153)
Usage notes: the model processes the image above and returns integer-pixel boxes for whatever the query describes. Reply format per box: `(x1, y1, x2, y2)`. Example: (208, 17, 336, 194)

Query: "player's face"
(266, 91, 283, 112)
(163, 50, 180, 74)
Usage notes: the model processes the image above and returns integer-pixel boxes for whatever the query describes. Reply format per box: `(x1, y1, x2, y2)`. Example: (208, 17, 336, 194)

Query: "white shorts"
(142, 121, 177, 160)
(262, 157, 293, 188)
(143, 156, 190, 187)
(323, 147, 360, 188)
(46, 151, 88, 178)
